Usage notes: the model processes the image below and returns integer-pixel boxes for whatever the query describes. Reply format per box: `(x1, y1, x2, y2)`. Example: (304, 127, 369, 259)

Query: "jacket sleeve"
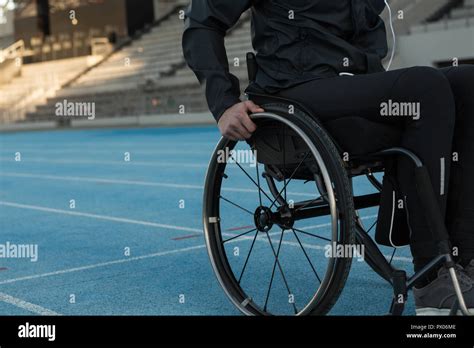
(370, 0, 388, 61)
(182, 0, 252, 121)
(352, 0, 388, 72)
(370, 0, 386, 14)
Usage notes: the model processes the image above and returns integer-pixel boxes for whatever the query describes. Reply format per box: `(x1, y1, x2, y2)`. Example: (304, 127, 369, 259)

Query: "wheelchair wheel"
(203, 104, 355, 315)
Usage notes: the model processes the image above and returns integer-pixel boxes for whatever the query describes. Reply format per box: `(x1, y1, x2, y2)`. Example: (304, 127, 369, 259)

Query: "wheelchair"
(202, 53, 471, 316)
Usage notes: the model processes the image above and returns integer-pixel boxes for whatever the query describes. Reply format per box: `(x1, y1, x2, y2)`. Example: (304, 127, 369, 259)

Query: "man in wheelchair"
(182, 0, 474, 315)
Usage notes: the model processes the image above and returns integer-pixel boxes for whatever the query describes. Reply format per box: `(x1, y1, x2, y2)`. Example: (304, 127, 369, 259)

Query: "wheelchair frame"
(203, 53, 471, 316)
(250, 112, 469, 315)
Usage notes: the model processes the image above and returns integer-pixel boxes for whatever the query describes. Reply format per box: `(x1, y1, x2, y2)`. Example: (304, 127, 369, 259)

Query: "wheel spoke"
(222, 228, 257, 244)
(293, 196, 325, 212)
(233, 161, 274, 203)
(268, 151, 311, 210)
(293, 228, 332, 242)
(238, 230, 259, 284)
(263, 228, 285, 311)
(264, 231, 298, 314)
(255, 149, 263, 207)
(291, 229, 321, 283)
(366, 220, 377, 234)
(220, 195, 254, 215)
(389, 248, 397, 264)
(226, 225, 254, 232)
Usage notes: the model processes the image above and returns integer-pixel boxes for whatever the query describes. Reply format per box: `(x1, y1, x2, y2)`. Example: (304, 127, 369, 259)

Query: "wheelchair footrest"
(389, 270, 408, 316)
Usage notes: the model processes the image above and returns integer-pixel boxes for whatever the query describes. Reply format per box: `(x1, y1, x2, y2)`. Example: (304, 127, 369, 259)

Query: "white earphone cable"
(384, 0, 396, 71)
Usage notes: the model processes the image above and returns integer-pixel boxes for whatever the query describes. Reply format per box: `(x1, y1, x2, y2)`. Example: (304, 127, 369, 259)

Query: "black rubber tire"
(203, 103, 356, 315)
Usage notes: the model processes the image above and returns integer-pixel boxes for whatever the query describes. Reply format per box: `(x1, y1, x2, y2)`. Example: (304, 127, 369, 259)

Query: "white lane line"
(0, 149, 211, 155)
(0, 201, 202, 234)
(0, 157, 269, 173)
(0, 172, 315, 197)
(0, 201, 410, 287)
(0, 172, 204, 190)
(0, 237, 410, 288)
(0, 200, 384, 252)
(0, 142, 218, 148)
(0, 245, 207, 286)
(0, 292, 61, 316)
(234, 231, 412, 263)
(0, 157, 207, 169)
(300, 214, 378, 231)
(0, 200, 410, 263)
(387, 255, 411, 262)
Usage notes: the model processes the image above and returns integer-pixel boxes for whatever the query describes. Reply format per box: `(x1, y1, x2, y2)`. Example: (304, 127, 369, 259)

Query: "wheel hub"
(254, 206, 273, 232)
(254, 205, 295, 232)
(277, 205, 295, 230)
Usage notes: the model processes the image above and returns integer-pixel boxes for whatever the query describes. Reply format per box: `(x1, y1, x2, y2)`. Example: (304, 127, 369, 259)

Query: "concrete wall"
(0, 112, 214, 132)
(153, 0, 188, 20)
(398, 25, 474, 67)
(0, 9, 14, 47)
(0, 8, 13, 35)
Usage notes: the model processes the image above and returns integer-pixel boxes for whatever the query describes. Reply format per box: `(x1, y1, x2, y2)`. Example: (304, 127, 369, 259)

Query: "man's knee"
(395, 67, 455, 126)
(442, 65, 474, 92)
(401, 66, 452, 93)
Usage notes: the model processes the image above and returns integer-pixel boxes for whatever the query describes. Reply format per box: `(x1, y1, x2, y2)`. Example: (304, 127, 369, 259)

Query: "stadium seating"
(411, 0, 474, 33)
(15, 0, 473, 123)
(0, 56, 92, 123)
(25, 7, 251, 121)
(63, 18, 185, 95)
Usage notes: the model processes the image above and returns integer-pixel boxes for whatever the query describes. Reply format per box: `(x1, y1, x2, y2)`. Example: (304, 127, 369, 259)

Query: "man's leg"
(443, 65, 474, 266)
(274, 66, 456, 273)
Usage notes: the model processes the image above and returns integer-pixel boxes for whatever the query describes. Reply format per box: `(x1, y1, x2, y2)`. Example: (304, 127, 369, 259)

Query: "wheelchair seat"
(246, 89, 400, 176)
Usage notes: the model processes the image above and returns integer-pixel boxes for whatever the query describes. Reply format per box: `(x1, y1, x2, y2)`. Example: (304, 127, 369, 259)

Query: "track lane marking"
(0, 292, 61, 316)
(0, 172, 316, 197)
(0, 201, 202, 233)
(0, 200, 410, 289)
(0, 200, 411, 268)
(0, 157, 207, 168)
(0, 245, 207, 286)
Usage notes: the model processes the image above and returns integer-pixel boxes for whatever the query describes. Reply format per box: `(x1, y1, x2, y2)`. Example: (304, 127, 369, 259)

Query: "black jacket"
(183, 0, 388, 121)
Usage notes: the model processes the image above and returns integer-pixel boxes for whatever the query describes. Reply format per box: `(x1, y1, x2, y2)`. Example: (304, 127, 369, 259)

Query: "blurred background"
(0, 0, 473, 128)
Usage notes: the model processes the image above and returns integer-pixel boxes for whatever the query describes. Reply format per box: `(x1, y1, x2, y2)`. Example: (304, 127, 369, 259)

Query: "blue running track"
(0, 127, 416, 315)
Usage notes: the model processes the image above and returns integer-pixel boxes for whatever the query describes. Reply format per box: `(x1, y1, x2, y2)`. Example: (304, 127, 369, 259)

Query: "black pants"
(274, 65, 474, 266)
